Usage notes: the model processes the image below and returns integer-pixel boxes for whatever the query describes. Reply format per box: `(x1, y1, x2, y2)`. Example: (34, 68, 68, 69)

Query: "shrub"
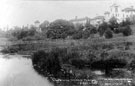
(109, 69, 131, 78)
(129, 59, 135, 71)
(69, 58, 86, 69)
(87, 53, 99, 64)
(1, 46, 19, 54)
(113, 28, 121, 34)
(72, 31, 83, 39)
(90, 54, 128, 76)
(102, 44, 114, 50)
(12, 27, 37, 40)
(120, 18, 132, 27)
(122, 25, 132, 36)
(104, 29, 113, 39)
(98, 22, 109, 36)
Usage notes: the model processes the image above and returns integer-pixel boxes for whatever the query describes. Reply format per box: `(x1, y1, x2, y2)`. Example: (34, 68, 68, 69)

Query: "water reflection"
(0, 54, 53, 86)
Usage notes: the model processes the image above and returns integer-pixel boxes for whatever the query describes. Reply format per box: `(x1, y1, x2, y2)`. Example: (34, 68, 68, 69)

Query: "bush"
(90, 54, 128, 76)
(98, 22, 109, 36)
(104, 29, 113, 39)
(72, 31, 83, 39)
(122, 25, 132, 36)
(109, 69, 131, 78)
(129, 59, 135, 71)
(113, 28, 121, 34)
(69, 58, 87, 69)
(12, 27, 37, 40)
(1, 46, 19, 54)
(120, 18, 132, 27)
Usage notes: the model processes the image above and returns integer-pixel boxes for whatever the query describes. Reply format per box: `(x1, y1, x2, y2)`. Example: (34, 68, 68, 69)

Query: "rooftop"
(70, 17, 90, 22)
(110, 3, 120, 7)
(104, 11, 110, 14)
(92, 16, 104, 20)
(122, 7, 135, 12)
(34, 20, 40, 24)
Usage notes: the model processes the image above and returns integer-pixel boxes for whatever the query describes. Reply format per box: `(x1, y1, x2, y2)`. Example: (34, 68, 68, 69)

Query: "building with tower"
(104, 3, 135, 23)
(70, 3, 135, 27)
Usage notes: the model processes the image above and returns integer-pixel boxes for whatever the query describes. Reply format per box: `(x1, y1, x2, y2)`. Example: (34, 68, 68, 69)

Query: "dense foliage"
(98, 22, 109, 36)
(108, 17, 119, 31)
(122, 25, 132, 36)
(12, 27, 37, 40)
(104, 29, 113, 39)
(31, 43, 135, 79)
(46, 19, 75, 39)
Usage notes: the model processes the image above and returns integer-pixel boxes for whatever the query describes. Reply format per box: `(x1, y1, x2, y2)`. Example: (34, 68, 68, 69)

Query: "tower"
(109, 3, 123, 23)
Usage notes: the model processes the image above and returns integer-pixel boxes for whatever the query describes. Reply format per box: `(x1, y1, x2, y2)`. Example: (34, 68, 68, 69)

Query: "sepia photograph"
(0, 0, 135, 86)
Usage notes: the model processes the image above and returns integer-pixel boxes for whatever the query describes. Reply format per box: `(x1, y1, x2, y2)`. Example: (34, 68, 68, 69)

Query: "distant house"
(70, 16, 104, 27)
(104, 3, 135, 23)
(122, 6, 135, 21)
(70, 16, 90, 26)
(90, 16, 105, 26)
(104, 11, 110, 22)
(70, 3, 135, 27)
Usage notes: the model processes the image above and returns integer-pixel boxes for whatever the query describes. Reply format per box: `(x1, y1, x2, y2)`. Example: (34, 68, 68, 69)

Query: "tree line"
(7, 17, 133, 41)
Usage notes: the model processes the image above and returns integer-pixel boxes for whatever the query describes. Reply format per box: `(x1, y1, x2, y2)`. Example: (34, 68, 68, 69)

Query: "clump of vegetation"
(129, 59, 135, 71)
(122, 25, 132, 36)
(32, 47, 98, 79)
(46, 19, 75, 39)
(1, 45, 19, 54)
(98, 22, 109, 37)
(104, 29, 113, 39)
(32, 49, 61, 78)
(12, 27, 37, 40)
(108, 17, 119, 31)
(31, 44, 135, 80)
(109, 69, 131, 78)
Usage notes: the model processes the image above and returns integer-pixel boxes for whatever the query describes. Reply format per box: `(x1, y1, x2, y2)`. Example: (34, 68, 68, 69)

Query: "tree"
(120, 18, 132, 27)
(46, 19, 75, 39)
(109, 17, 119, 31)
(98, 22, 109, 36)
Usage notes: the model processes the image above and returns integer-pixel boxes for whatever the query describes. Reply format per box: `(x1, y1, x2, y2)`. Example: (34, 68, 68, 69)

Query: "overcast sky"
(0, 0, 135, 29)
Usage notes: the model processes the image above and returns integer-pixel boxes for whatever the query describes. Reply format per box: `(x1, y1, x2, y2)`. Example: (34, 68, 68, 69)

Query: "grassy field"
(2, 35, 135, 55)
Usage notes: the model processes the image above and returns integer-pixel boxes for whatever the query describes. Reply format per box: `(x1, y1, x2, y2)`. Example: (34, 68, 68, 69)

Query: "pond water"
(0, 54, 53, 86)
